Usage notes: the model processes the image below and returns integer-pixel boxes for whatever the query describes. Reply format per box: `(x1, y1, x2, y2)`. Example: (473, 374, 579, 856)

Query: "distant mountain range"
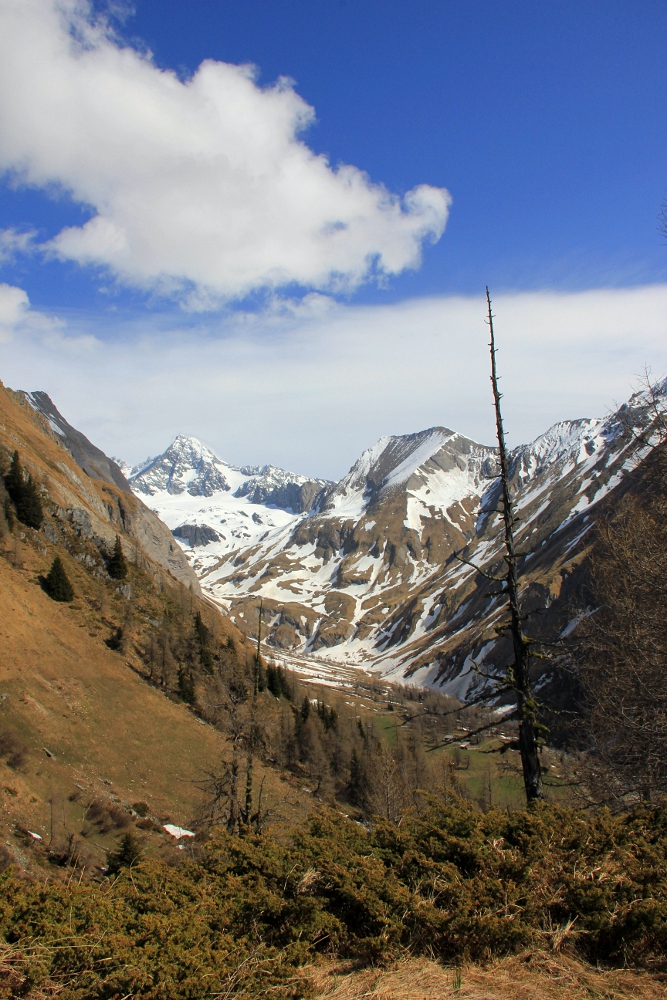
(114, 384, 663, 698)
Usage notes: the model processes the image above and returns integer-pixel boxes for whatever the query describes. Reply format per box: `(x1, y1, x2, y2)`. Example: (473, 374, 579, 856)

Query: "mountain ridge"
(122, 383, 665, 699)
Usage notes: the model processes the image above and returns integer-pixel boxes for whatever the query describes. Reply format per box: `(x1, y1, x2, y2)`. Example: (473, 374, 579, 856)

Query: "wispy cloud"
(1, 283, 666, 479)
(0, 228, 36, 264)
(0, 0, 450, 307)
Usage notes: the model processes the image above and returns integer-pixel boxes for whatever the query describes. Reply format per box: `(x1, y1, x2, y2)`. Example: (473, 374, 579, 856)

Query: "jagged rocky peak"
(324, 426, 498, 513)
(126, 435, 333, 513)
(128, 435, 232, 497)
(509, 418, 605, 486)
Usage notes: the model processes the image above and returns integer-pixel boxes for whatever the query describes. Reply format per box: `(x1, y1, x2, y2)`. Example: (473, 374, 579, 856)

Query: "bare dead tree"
(427, 292, 545, 802)
(486, 288, 543, 802)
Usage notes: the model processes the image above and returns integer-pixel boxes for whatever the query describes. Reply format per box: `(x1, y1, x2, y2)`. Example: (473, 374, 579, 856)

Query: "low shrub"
(2, 799, 667, 998)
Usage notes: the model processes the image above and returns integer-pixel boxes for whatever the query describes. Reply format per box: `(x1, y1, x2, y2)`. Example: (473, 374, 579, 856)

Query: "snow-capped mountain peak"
(322, 426, 497, 519)
(120, 382, 666, 698)
(128, 435, 233, 498)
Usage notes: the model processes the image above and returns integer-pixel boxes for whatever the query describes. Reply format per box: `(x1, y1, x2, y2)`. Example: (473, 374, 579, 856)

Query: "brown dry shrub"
(85, 798, 131, 833)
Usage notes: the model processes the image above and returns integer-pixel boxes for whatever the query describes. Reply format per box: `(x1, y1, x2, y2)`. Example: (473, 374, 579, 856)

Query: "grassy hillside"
(0, 380, 313, 873)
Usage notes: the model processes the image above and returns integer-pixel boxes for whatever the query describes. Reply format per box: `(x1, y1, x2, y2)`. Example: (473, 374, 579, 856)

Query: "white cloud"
(2, 283, 666, 480)
(0, 282, 62, 343)
(0, 228, 36, 264)
(0, 0, 450, 306)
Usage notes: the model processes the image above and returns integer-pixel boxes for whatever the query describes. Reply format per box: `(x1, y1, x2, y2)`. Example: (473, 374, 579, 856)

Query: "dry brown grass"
(0, 379, 313, 869)
(310, 953, 667, 1000)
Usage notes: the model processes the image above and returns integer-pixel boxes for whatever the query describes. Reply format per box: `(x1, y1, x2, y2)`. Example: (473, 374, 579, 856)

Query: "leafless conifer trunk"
(486, 288, 543, 802)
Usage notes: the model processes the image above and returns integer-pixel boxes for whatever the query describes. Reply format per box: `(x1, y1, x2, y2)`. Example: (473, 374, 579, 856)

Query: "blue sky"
(128, 0, 667, 298)
(0, 0, 666, 476)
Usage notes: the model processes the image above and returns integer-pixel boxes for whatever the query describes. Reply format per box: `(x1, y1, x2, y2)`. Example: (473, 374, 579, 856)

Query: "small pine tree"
(301, 695, 311, 723)
(267, 664, 281, 699)
(194, 611, 208, 645)
(347, 747, 365, 807)
(107, 536, 128, 580)
(267, 663, 291, 700)
(106, 831, 142, 875)
(43, 556, 74, 602)
(105, 626, 123, 650)
(317, 702, 338, 732)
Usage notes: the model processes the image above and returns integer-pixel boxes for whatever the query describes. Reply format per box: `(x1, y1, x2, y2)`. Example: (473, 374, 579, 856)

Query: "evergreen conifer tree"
(194, 610, 208, 645)
(16, 474, 43, 529)
(4, 451, 43, 529)
(266, 664, 292, 700)
(267, 664, 280, 699)
(347, 747, 366, 808)
(4, 451, 22, 505)
(107, 536, 128, 580)
(43, 556, 74, 602)
(106, 831, 142, 875)
(105, 626, 123, 650)
(280, 666, 292, 700)
(194, 611, 213, 672)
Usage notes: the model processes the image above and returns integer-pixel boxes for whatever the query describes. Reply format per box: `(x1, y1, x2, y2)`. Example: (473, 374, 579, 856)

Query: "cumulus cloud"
(0, 0, 450, 306)
(2, 283, 666, 479)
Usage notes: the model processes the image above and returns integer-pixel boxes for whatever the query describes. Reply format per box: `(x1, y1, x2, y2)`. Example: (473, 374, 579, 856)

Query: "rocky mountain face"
(24, 391, 132, 494)
(131, 385, 664, 699)
(16, 390, 200, 592)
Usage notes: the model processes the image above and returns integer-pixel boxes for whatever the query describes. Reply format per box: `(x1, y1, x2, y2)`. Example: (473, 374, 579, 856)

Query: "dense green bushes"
(2, 799, 667, 998)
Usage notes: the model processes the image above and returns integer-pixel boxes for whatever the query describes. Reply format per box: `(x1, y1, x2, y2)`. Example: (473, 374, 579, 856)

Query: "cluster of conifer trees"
(3, 450, 43, 529)
(128, 590, 477, 827)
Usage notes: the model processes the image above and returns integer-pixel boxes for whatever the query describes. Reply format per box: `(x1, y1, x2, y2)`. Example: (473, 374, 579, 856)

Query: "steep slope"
(0, 382, 226, 865)
(138, 385, 665, 699)
(0, 550, 226, 859)
(24, 390, 132, 494)
(0, 381, 313, 871)
(7, 388, 200, 592)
